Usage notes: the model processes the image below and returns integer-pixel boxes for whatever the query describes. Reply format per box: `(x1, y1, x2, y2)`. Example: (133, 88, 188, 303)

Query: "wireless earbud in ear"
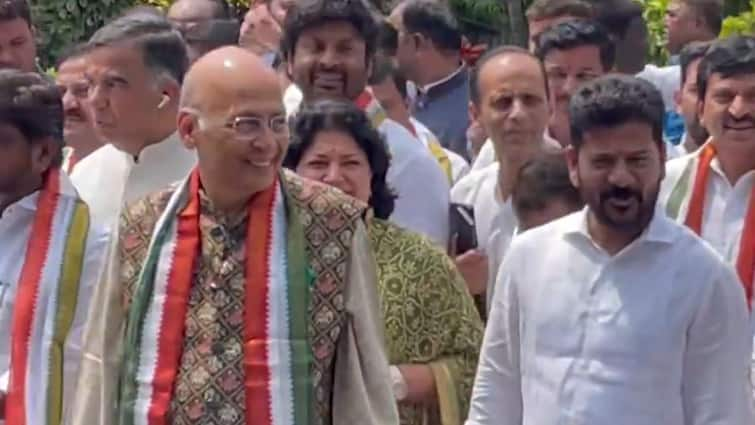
(157, 94, 170, 110)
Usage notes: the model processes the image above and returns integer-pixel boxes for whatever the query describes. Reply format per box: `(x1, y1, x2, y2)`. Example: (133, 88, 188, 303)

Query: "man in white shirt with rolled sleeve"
(467, 74, 753, 425)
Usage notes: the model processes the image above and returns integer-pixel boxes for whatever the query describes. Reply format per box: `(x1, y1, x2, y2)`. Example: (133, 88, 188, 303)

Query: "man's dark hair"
(280, 0, 378, 63)
(470, 45, 550, 106)
(88, 8, 189, 84)
(368, 54, 408, 99)
(526, 0, 594, 21)
(680, 0, 723, 36)
(593, 0, 643, 40)
(400, 0, 461, 52)
(678, 40, 711, 85)
(0, 0, 31, 26)
(0, 69, 63, 166)
(285, 100, 397, 219)
(513, 152, 583, 217)
(376, 19, 398, 57)
(697, 35, 755, 101)
(569, 74, 665, 150)
(181, 19, 240, 49)
(535, 19, 615, 71)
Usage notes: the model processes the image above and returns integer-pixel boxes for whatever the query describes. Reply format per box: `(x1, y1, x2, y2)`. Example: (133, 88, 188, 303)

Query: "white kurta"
(451, 163, 517, 307)
(285, 85, 451, 247)
(412, 117, 470, 184)
(70, 132, 197, 225)
(470, 133, 562, 172)
(0, 173, 109, 422)
(467, 208, 754, 425)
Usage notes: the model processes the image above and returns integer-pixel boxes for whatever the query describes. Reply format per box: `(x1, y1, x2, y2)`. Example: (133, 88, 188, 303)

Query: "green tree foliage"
(721, 0, 755, 36)
(31, 0, 133, 68)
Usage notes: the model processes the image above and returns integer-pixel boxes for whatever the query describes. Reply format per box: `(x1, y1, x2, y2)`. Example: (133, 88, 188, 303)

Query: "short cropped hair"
(400, 0, 462, 52)
(569, 74, 665, 150)
(0, 0, 31, 26)
(697, 35, 755, 101)
(470, 46, 550, 106)
(376, 19, 399, 56)
(535, 19, 615, 71)
(679, 0, 723, 36)
(678, 40, 711, 85)
(593, 0, 643, 40)
(0, 69, 64, 166)
(280, 0, 378, 64)
(526, 0, 593, 21)
(285, 100, 397, 219)
(55, 43, 92, 69)
(513, 152, 583, 217)
(89, 9, 189, 84)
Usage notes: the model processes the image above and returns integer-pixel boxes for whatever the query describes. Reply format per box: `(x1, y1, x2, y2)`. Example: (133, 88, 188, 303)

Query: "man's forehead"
(481, 54, 545, 86)
(0, 18, 31, 38)
(86, 45, 143, 71)
(708, 71, 755, 90)
(299, 21, 361, 40)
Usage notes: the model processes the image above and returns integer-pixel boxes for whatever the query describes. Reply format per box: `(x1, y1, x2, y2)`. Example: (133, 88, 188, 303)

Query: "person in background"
(0, 69, 108, 425)
(451, 46, 551, 310)
(660, 37, 755, 395)
(467, 73, 753, 425)
(166, 0, 230, 30)
(70, 9, 195, 224)
(181, 18, 241, 63)
(668, 40, 711, 159)
(239, 0, 295, 64)
(55, 44, 102, 169)
(512, 152, 583, 232)
(371, 21, 469, 184)
(0, 0, 37, 72)
(525, 0, 594, 49)
(664, 0, 721, 63)
(287, 99, 483, 425)
(282, 0, 451, 248)
(390, 0, 470, 159)
(592, 0, 647, 75)
(535, 19, 615, 147)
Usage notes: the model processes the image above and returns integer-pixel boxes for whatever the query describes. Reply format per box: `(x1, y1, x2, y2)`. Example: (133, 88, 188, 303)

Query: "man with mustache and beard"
(54, 45, 103, 170)
(667, 40, 711, 159)
(281, 0, 451, 248)
(467, 74, 753, 425)
(535, 19, 615, 148)
(660, 35, 755, 397)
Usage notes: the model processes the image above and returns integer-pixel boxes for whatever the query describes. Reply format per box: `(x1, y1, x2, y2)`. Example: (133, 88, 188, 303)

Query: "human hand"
(239, 4, 282, 55)
(455, 249, 488, 295)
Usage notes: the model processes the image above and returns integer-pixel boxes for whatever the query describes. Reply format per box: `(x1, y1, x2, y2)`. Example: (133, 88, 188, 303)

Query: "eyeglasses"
(223, 115, 289, 141)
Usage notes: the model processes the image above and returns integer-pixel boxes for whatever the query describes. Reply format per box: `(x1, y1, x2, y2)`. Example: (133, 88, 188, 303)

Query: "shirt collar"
(420, 64, 466, 93)
(563, 206, 677, 249)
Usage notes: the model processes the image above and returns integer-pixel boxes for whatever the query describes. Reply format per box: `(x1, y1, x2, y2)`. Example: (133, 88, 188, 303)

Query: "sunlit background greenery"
(29, 0, 755, 69)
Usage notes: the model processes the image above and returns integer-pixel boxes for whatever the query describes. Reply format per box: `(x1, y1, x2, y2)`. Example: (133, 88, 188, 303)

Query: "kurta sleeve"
(332, 222, 399, 425)
(65, 218, 124, 425)
(465, 249, 522, 425)
(681, 263, 754, 425)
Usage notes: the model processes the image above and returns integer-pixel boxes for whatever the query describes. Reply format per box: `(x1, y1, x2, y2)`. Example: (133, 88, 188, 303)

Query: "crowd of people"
(0, 0, 753, 424)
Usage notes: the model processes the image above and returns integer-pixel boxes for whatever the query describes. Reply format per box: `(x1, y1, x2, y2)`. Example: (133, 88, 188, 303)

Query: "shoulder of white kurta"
(451, 162, 498, 205)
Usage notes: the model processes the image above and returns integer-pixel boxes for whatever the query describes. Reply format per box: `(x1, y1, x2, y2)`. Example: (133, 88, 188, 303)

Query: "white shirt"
(467, 208, 753, 425)
(451, 163, 517, 306)
(412, 117, 470, 183)
(71, 132, 196, 225)
(637, 64, 680, 111)
(471, 133, 562, 172)
(0, 174, 109, 419)
(284, 85, 451, 247)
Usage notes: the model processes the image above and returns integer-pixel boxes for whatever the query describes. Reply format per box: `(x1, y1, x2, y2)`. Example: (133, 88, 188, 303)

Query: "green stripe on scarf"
(46, 202, 90, 425)
(284, 187, 313, 425)
(666, 158, 696, 220)
(119, 183, 191, 425)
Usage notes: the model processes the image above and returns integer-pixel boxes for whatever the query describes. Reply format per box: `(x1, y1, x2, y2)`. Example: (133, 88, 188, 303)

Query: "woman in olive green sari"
(285, 100, 483, 425)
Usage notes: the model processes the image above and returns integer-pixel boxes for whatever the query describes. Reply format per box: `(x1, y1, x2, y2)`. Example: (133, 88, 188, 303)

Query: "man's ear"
(177, 110, 200, 150)
(31, 137, 55, 176)
(565, 145, 580, 189)
(468, 100, 479, 123)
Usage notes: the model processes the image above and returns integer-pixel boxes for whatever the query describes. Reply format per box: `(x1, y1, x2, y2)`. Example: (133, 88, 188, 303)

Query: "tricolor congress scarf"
(667, 143, 755, 308)
(5, 168, 90, 425)
(118, 169, 313, 425)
